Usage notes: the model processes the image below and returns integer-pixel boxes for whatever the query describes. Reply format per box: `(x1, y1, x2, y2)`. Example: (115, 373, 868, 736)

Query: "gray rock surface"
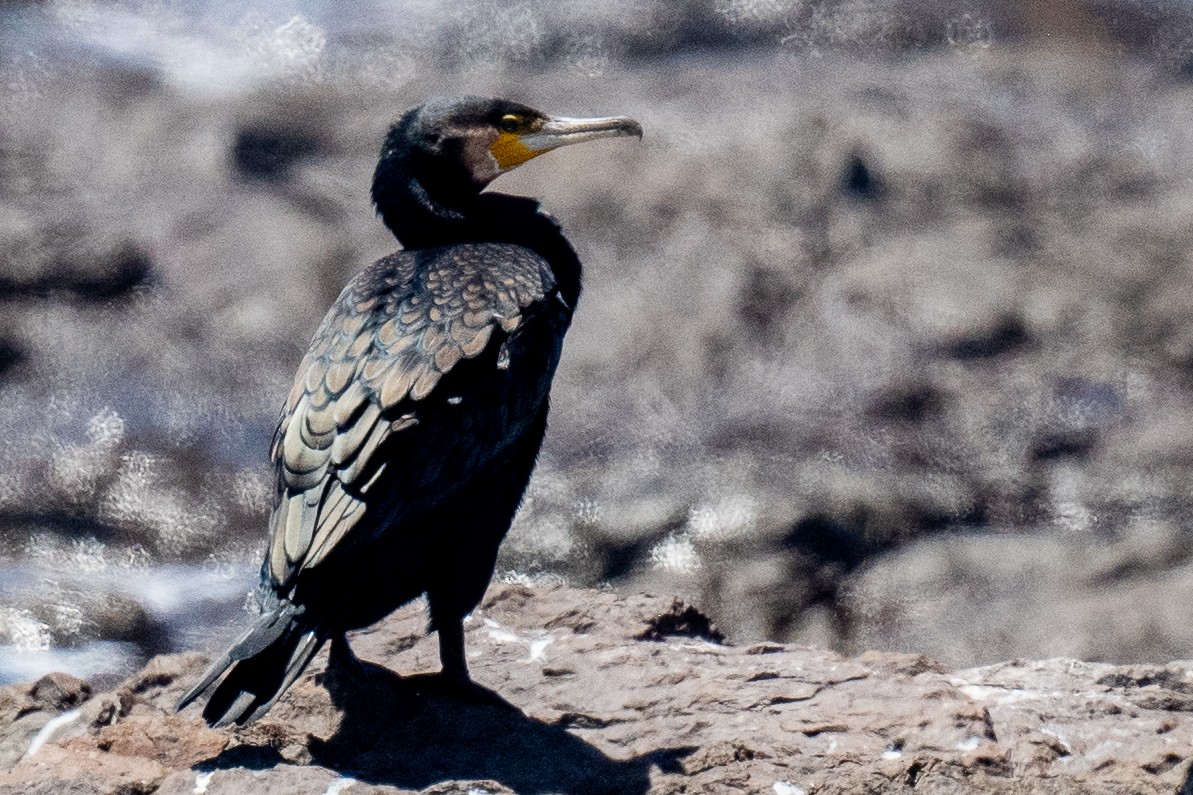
(0, 583, 1190, 794)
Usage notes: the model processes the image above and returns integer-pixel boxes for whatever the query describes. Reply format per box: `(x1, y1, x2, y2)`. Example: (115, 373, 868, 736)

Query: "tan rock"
(2, 584, 1189, 794)
(0, 744, 168, 795)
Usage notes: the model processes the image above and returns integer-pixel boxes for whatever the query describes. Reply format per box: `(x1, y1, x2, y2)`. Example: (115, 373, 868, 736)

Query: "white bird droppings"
(957, 736, 981, 751)
(773, 781, 807, 795)
(24, 708, 81, 758)
(957, 684, 995, 701)
(193, 770, 215, 794)
(323, 777, 357, 795)
(529, 635, 553, 660)
(487, 627, 521, 643)
(484, 616, 522, 643)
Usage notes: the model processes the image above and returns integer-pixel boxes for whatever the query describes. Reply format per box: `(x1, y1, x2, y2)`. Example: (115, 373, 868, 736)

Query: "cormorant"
(177, 97, 641, 727)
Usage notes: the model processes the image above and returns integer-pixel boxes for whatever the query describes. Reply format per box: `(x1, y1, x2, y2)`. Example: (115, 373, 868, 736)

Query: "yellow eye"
(499, 114, 522, 133)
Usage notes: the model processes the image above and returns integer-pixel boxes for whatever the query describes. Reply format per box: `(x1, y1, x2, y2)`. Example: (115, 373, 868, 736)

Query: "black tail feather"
(176, 602, 324, 727)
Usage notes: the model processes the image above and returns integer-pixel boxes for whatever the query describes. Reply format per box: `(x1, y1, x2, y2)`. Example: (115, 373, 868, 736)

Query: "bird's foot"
(431, 672, 515, 710)
(320, 634, 375, 693)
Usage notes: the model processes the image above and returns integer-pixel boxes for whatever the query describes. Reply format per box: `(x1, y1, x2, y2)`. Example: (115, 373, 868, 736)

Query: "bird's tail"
(176, 602, 324, 727)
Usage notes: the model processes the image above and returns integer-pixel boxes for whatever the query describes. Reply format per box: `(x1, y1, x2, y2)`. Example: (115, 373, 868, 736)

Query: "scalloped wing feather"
(264, 245, 554, 586)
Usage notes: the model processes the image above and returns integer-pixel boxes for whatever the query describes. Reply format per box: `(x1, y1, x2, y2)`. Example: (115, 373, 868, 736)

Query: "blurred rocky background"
(4, 0, 1193, 683)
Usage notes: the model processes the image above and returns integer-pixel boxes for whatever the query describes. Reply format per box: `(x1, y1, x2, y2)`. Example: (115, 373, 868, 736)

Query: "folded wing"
(264, 243, 556, 588)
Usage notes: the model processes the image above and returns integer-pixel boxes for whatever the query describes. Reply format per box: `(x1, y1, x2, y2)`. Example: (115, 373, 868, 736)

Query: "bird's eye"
(499, 114, 522, 133)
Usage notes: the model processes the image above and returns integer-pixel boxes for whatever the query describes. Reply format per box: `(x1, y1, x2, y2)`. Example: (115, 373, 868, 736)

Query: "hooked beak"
(523, 115, 643, 151)
(490, 114, 643, 172)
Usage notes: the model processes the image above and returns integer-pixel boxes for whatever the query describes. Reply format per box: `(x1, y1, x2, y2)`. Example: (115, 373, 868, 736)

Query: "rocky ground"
(0, 583, 1191, 795)
(7, 0, 1193, 687)
(6, 3, 1193, 790)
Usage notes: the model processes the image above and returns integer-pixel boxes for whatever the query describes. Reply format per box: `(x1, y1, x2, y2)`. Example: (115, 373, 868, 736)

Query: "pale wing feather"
(264, 245, 554, 587)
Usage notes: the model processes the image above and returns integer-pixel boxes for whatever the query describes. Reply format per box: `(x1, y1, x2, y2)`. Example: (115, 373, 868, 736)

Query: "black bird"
(177, 97, 642, 727)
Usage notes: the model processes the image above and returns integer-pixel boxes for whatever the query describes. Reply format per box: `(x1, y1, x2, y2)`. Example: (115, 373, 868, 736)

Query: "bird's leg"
(317, 633, 364, 711)
(325, 632, 370, 695)
(434, 616, 512, 709)
(437, 617, 470, 685)
(329, 633, 361, 672)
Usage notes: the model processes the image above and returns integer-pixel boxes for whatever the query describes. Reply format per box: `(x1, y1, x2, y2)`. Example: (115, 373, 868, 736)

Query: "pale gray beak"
(520, 115, 643, 153)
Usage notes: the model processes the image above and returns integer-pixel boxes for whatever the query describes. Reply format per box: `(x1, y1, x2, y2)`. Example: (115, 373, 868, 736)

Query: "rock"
(0, 583, 1189, 794)
(635, 598, 725, 643)
(0, 744, 168, 795)
(11, 21, 1193, 736)
(29, 673, 90, 713)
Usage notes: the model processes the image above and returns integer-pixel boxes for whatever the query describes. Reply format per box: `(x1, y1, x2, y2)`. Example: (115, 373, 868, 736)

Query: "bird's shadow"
(200, 649, 692, 795)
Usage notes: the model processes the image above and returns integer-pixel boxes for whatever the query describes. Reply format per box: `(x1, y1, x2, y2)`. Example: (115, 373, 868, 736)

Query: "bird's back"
(262, 241, 571, 615)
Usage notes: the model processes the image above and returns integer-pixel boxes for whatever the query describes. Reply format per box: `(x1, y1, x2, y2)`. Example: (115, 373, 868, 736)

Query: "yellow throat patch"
(490, 132, 542, 171)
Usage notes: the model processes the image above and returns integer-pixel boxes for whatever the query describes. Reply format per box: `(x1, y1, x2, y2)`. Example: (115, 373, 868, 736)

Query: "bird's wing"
(263, 243, 556, 588)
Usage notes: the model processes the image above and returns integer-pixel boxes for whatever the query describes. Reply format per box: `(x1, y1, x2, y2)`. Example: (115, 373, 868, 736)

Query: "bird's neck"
(379, 172, 471, 246)
(378, 174, 583, 309)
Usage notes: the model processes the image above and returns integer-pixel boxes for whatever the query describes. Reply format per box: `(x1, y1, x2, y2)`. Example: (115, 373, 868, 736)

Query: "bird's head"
(372, 96, 642, 227)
